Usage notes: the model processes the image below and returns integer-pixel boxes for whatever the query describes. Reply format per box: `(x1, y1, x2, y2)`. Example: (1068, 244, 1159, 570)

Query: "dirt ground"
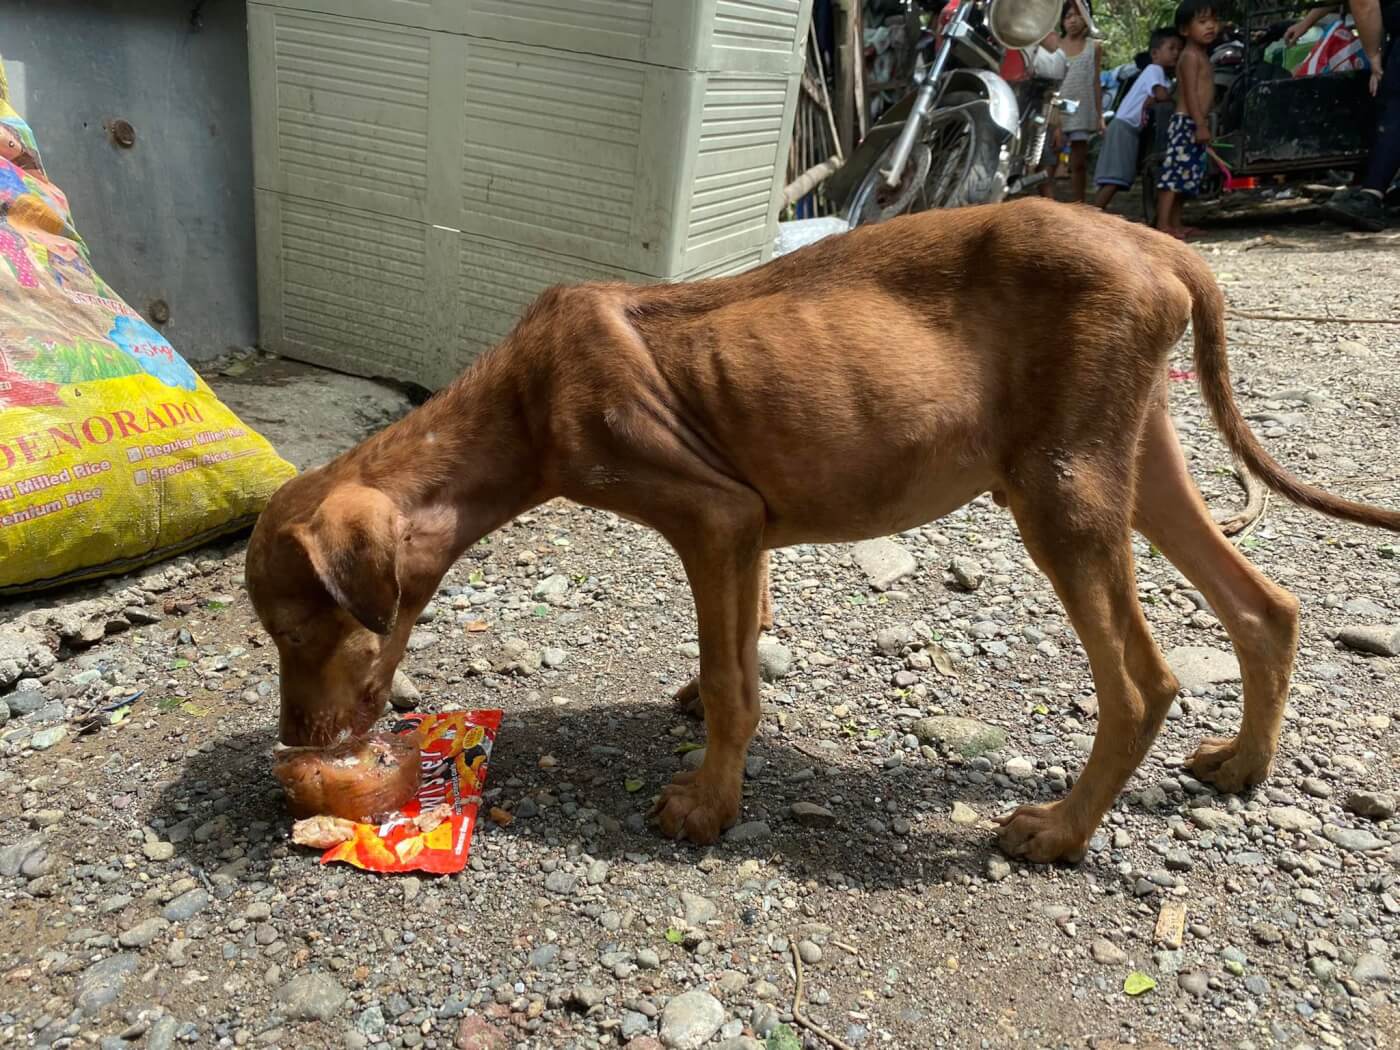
(1, 213, 1398, 1050)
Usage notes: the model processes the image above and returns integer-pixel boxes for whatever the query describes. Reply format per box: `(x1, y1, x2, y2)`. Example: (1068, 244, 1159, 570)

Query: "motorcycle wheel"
(845, 141, 934, 228)
(929, 91, 1006, 208)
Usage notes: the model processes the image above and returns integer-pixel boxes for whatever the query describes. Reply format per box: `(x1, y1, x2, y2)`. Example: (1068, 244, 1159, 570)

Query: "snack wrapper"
(300, 709, 501, 875)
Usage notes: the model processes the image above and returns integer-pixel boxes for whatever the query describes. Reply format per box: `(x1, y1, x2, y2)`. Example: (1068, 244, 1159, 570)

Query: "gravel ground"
(1, 221, 1398, 1050)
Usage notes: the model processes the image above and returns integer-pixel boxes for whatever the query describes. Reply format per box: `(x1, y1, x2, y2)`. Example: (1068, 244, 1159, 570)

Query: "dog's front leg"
(652, 516, 766, 844)
(673, 549, 773, 718)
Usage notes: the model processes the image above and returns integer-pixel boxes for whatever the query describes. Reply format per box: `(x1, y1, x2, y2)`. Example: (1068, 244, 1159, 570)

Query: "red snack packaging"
(292, 709, 501, 875)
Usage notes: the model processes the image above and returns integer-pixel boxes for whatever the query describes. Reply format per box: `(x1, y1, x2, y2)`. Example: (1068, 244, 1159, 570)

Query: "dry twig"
(1228, 309, 1400, 325)
(790, 941, 857, 1050)
(1214, 461, 1268, 540)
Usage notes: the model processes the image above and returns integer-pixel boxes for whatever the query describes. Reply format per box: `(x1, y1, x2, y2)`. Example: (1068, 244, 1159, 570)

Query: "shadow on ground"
(150, 694, 1173, 892)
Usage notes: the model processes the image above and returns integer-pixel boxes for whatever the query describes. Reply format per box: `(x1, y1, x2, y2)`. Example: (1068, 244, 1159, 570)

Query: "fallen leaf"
(1154, 900, 1186, 950)
(1123, 971, 1157, 996)
(180, 703, 211, 717)
(665, 927, 684, 944)
(624, 778, 644, 793)
(488, 806, 514, 827)
(465, 620, 490, 633)
(930, 645, 957, 677)
(675, 742, 703, 755)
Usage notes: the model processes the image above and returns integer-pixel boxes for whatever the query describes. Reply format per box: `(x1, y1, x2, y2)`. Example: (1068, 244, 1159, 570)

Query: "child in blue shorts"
(1156, 0, 1219, 237)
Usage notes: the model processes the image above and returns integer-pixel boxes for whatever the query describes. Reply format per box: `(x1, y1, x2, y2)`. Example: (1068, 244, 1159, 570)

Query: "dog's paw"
(1187, 736, 1272, 794)
(649, 773, 739, 845)
(672, 677, 704, 719)
(994, 802, 1089, 864)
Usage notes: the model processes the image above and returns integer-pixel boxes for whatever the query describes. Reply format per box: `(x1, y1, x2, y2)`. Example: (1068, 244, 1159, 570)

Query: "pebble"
(161, 888, 210, 922)
(950, 802, 980, 825)
(389, 669, 421, 710)
(1004, 756, 1035, 778)
(29, 725, 66, 750)
(790, 801, 836, 827)
(852, 537, 917, 591)
(757, 639, 792, 682)
(725, 821, 771, 843)
(681, 891, 716, 926)
(142, 841, 175, 862)
(658, 989, 724, 1049)
(1267, 806, 1320, 833)
(1091, 938, 1127, 965)
(74, 952, 140, 1014)
(1353, 953, 1391, 984)
(277, 972, 349, 1021)
(950, 556, 983, 591)
(986, 857, 1011, 882)
(1178, 971, 1209, 998)
(911, 716, 1007, 757)
(796, 939, 823, 964)
(1164, 646, 1241, 693)
(1345, 790, 1396, 821)
(1322, 824, 1386, 852)
(1336, 624, 1400, 657)
(118, 917, 169, 948)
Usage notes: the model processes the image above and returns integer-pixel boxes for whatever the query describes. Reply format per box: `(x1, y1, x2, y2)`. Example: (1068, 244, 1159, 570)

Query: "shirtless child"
(1155, 0, 1218, 238)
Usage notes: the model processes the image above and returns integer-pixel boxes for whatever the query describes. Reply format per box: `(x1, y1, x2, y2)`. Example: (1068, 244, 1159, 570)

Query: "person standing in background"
(1054, 0, 1104, 201)
(1323, 0, 1398, 229)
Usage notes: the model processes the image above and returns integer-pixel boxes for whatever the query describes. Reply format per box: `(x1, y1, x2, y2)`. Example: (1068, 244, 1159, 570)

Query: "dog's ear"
(292, 485, 405, 635)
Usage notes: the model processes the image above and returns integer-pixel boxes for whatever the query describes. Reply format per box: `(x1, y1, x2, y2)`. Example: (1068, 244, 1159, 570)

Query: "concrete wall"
(0, 0, 256, 361)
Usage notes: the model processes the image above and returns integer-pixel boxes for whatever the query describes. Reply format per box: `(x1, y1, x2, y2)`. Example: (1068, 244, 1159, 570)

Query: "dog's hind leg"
(1132, 404, 1299, 792)
(651, 500, 767, 844)
(674, 550, 772, 718)
(997, 469, 1181, 863)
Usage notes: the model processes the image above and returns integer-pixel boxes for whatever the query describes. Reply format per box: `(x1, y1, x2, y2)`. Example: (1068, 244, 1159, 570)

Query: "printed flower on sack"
(16, 335, 141, 385)
(0, 346, 61, 408)
(107, 315, 198, 391)
(0, 225, 39, 288)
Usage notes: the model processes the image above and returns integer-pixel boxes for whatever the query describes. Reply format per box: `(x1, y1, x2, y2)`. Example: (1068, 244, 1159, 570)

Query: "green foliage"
(19, 337, 140, 384)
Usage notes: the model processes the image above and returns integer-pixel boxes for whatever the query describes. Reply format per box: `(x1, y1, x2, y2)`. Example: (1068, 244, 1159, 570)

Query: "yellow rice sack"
(0, 61, 295, 594)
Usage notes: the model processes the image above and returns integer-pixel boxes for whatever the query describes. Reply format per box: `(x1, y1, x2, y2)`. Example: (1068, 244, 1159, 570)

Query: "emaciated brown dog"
(245, 199, 1399, 863)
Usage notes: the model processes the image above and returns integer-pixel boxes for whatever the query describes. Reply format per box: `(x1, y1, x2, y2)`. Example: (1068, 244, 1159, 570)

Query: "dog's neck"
(346, 348, 550, 591)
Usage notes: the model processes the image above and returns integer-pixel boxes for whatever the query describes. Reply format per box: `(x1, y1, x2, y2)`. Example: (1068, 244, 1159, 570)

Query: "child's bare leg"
(1093, 184, 1119, 209)
(1070, 141, 1089, 202)
(1155, 188, 1176, 232)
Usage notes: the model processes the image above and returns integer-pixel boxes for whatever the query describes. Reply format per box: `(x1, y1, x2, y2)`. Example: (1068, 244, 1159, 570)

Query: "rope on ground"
(790, 940, 857, 1050)
(1228, 309, 1400, 325)
(1213, 460, 1268, 541)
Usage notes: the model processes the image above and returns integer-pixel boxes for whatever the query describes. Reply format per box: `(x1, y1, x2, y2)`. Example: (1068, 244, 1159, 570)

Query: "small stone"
(278, 972, 349, 1021)
(1336, 624, 1400, 657)
(542, 647, 568, 669)
(757, 639, 792, 682)
(725, 820, 771, 844)
(681, 892, 716, 926)
(1091, 939, 1127, 965)
(1322, 824, 1386, 852)
(950, 556, 983, 591)
(1353, 953, 1391, 984)
(875, 626, 913, 656)
(75, 952, 140, 1014)
(161, 889, 210, 922)
(1345, 791, 1396, 821)
(852, 537, 916, 591)
(1301, 777, 1332, 799)
(118, 917, 169, 948)
(389, 669, 421, 711)
(454, 1015, 505, 1050)
(1178, 971, 1209, 997)
(146, 1016, 178, 1050)
(796, 939, 822, 964)
(544, 870, 577, 895)
(533, 574, 569, 600)
(1164, 646, 1241, 693)
(911, 716, 1007, 757)
(986, 857, 1011, 882)
(950, 802, 979, 826)
(1004, 756, 1035, 779)
(658, 989, 724, 1049)
(636, 948, 661, 970)
(790, 802, 836, 828)
(142, 840, 175, 862)
(1268, 806, 1320, 833)
(1189, 808, 1241, 833)
(30, 725, 66, 751)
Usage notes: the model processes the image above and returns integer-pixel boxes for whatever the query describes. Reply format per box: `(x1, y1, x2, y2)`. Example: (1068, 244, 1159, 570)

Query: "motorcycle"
(839, 0, 1079, 227)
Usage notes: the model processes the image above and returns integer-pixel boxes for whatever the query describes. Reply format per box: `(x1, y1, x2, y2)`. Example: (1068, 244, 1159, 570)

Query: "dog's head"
(246, 473, 412, 747)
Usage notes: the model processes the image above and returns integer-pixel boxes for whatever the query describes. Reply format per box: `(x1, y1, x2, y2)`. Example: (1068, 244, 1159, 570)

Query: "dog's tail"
(1178, 253, 1400, 532)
